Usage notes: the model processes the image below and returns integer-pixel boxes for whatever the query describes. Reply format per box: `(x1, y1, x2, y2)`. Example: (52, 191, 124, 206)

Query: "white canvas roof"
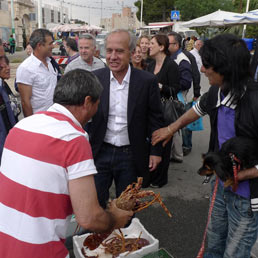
(181, 9, 241, 27)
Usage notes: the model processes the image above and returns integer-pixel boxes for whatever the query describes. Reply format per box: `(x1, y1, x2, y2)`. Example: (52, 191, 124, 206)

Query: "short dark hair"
(152, 34, 170, 56)
(29, 29, 53, 50)
(168, 32, 182, 48)
(200, 33, 251, 104)
(53, 69, 103, 106)
(0, 55, 9, 65)
(65, 37, 78, 52)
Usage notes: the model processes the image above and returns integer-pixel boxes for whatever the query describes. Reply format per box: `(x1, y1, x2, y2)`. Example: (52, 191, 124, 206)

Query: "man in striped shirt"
(0, 69, 133, 258)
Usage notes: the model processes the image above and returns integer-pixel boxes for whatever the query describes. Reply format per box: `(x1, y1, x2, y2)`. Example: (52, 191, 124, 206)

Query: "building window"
(58, 12, 60, 23)
(0, 0, 8, 11)
(42, 8, 45, 24)
(51, 10, 54, 23)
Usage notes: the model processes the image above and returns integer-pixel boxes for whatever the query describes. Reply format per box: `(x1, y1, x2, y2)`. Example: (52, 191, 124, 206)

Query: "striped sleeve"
(65, 135, 97, 180)
(193, 92, 208, 117)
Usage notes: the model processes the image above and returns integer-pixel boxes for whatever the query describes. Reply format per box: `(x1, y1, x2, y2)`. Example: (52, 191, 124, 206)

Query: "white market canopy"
(224, 9, 258, 25)
(49, 24, 102, 33)
(181, 9, 242, 28)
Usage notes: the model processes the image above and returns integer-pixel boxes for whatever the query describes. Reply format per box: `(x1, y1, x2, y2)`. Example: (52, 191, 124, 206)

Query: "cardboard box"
(73, 218, 159, 258)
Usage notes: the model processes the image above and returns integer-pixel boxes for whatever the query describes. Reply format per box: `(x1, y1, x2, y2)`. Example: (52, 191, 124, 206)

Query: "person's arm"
(147, 76, 164, 157)
(178, 60, 193, 91)
(188, 53, 201, 99)
(69, 175, 133, 232)
(238, 167, 258, 181)
(17, 83, 33, 117)
(152, 108, 200, 147)
(152, 91, 209, 146)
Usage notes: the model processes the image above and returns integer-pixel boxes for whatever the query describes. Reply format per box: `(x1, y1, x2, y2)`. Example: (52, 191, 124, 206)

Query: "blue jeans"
(94, 143, 137, 208)
(204, 179, 258, 258)
(182, 127, 192, 149)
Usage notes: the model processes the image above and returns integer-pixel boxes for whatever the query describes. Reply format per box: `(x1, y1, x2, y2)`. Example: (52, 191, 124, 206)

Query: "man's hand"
(107, 199, 134, 229)
(149, 155, 162, 171)
(152, 126, 174, 147)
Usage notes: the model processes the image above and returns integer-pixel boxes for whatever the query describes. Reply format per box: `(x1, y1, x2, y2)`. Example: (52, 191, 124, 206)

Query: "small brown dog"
(198, 136, 258, 190)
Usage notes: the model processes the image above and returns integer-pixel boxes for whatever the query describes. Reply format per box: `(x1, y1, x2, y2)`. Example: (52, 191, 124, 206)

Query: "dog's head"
(198, 152, 232, 182)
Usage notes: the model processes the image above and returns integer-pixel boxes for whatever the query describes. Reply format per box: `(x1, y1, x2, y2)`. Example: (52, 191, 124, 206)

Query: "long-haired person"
(138, 35, 152, 65)
(152, 34, 258, 258)
(147, 33, 180, 188)
(131, 44, 146, 70)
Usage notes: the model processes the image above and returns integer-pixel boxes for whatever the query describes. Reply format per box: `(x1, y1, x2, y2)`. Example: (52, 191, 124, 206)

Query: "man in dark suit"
(89, 29, 164, 208)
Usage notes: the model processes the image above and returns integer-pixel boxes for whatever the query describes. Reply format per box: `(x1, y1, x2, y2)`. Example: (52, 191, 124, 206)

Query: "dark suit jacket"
(89, 66, 164, 177)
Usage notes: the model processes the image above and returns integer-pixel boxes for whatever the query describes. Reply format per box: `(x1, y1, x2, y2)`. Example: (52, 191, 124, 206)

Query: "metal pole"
(89, 4, 91, 25)
(242, 0, 250, 38)
(70, 3, 72, 21)
(140, 0, 143, 36)
(10, 0, 15, 37)
(60, 0, 64, 24)
(38, 0, 42, 28)
(101, 0, 103, 24)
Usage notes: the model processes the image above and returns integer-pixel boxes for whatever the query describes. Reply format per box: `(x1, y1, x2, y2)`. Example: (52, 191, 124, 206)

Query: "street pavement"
(5, 51, 258, 258)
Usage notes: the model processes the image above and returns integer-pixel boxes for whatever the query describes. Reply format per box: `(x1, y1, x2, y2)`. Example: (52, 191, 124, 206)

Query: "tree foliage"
(134, 0, 175, 24)
(134, 0, 258, 38)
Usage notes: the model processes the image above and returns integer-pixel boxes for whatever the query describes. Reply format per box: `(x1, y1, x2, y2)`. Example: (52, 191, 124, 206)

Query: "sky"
(42, 0, 138, 25)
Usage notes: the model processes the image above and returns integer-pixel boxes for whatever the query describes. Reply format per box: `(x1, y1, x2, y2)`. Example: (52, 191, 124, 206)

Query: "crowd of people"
(0, 27, 258, 258)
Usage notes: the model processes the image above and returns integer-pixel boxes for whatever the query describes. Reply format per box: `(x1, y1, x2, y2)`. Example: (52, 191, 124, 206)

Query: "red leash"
(196, 177, 219, 258)
(229, 153, 241, 192)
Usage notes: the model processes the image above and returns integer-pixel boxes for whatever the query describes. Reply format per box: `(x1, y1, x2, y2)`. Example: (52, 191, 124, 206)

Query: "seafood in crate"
(73, 218, 159, 258)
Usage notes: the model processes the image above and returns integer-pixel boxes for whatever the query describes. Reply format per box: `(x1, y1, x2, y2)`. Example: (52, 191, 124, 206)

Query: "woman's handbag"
(161, 96, 185, 126)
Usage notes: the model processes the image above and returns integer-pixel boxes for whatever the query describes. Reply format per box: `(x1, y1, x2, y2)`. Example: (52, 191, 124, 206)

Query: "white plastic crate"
(73, 218, 159, 258)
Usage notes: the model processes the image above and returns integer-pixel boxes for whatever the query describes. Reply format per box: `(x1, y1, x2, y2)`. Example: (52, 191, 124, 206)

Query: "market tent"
(224, 9, 258, 25)
(60, 24, 81, 32)
(49, 24, 102, 33)
(50, 24, 64, 32)
(90, 25, 102, 32)
(75, 24, 92, 32)
(181, 9, 241, 27)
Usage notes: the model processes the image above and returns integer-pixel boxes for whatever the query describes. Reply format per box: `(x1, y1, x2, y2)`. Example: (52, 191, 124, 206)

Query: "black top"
(0, 82, 13, 132)
(147, 56, 180, 99)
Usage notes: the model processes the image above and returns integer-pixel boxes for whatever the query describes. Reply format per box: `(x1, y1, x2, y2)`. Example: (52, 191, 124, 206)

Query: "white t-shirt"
(16, 54, 57, 113)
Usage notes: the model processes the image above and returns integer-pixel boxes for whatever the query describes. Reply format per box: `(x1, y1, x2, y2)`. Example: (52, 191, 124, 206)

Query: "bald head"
(194, 40, 203, 51)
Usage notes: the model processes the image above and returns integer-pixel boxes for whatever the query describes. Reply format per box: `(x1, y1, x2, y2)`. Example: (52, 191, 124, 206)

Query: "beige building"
(0, 0, 36, 48)
(0, 0, 11, 41)
(12, 0, 36, 49)
(0, 0, 68, 48)
(100, 7, 140, 33)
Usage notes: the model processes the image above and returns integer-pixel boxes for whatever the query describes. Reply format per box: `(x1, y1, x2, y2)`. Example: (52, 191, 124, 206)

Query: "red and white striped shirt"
(0, 104, 97, 258)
